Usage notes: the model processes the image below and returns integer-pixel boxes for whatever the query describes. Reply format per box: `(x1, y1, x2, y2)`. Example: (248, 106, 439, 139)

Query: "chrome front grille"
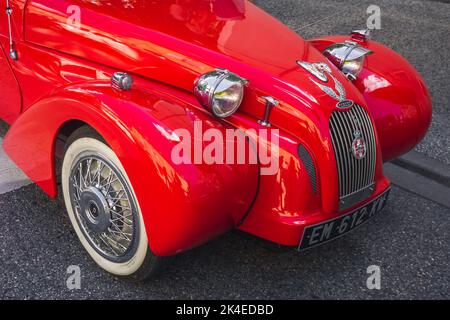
(329, 104, 376, 210)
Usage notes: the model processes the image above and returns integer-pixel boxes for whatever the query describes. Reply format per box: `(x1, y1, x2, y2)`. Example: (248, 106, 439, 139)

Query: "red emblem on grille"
(352, 131, 367, 160)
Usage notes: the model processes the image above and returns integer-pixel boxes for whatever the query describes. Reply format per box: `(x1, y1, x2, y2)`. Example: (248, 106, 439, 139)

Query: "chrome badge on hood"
(297, 61, 354, 109)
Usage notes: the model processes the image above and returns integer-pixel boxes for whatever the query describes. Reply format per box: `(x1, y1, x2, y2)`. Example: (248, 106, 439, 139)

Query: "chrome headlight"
(194, 69, 247, 118)
(324, 41, 372, 80)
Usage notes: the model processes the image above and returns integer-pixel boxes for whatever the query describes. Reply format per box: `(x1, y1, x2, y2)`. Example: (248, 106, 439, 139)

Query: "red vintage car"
(0, 0, 431, 280)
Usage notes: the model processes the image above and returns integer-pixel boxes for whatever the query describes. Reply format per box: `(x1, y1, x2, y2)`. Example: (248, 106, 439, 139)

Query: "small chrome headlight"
(324, 41, 372, 80)
(194, 69, 247, 118)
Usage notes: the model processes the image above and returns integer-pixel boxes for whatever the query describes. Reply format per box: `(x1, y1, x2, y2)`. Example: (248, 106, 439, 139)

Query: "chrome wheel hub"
(79, 186, 111, 235)
(69, 155, 139, 262)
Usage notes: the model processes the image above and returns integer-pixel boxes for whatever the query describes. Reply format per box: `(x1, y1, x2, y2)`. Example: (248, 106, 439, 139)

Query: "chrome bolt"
(112, 72, 133, 91)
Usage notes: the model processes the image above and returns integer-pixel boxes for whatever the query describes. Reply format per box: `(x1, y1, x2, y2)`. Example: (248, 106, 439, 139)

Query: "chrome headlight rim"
(324, 41, 372, 80)
(194, 69, 247, 118)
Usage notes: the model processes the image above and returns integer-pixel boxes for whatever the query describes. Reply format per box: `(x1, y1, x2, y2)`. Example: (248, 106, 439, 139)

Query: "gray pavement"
(0, 122, 31, 195)
(0, 136, 31, 195)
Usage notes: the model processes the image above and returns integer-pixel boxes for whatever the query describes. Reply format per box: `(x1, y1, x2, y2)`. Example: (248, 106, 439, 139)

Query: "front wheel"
(61, 127, 166, 281)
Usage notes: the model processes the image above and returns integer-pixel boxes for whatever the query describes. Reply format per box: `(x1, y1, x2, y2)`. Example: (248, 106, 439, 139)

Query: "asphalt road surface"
(0, 0, 449, 299)
(0, 184, 448, 299)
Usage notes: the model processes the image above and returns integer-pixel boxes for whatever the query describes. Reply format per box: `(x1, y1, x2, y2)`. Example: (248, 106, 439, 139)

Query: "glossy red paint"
(0, 1, 431, 253)
(309, 36, 432, 161)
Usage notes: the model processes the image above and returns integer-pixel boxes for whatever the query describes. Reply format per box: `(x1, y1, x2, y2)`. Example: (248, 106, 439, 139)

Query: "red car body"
(0, 0, 431, 256)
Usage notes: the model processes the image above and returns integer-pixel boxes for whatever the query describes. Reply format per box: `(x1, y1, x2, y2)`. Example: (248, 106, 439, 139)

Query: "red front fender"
(309, 36, 432, 161)
(3, 80, 259, 256)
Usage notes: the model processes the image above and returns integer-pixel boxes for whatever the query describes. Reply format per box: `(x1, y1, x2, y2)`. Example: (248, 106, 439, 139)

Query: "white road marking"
(0, 137, 31, 194)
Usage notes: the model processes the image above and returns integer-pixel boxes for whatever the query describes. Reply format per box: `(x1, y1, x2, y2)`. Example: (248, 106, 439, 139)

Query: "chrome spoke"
(107, 196, 128, 202)
(90, 161, 104, 187)
(99, 168, 113, 189)
(102, 233, 128, 252)
(84, 158, 92, 186)
(99, 233, 120, 256)
(79, 162, 84, 189)
(110, 223, 132, 241)
(105, 177, 119, 195)
(110, 216, 133, 225)
(109, 190, 128, 207)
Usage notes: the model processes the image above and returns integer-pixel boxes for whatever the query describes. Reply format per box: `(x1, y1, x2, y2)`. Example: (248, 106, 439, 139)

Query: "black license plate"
(299, 188, 390, 250)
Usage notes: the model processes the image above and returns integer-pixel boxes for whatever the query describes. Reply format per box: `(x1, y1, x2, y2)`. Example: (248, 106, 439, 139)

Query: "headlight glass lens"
(194, 69, 246, 118)
(211, 76, 244, 118)
(341, 56, 365, 78)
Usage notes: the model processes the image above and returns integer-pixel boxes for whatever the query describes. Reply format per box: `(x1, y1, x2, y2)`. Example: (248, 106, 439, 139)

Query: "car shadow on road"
(0, 183, 392, 299)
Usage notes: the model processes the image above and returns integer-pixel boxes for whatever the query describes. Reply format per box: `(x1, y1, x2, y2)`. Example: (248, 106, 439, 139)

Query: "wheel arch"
(54, 120, 100, 184)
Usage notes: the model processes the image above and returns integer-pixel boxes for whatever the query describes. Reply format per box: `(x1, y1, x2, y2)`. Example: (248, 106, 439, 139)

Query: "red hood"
(25, 0, 365, 120)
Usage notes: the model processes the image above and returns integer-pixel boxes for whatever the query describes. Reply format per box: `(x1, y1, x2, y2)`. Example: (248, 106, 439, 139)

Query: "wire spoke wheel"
(69, 155, 139, 263)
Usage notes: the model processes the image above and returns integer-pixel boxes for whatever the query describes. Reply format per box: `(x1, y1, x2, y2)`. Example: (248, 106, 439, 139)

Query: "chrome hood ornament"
(297, 61, 331, 82)
(297, 61, 353, 109)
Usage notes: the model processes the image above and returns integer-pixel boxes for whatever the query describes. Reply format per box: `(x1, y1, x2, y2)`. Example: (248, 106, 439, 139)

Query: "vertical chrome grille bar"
(359, 106, 368, 186)
(359, 105, 376, 184)
(333, 112, 345, 195)
(334, 112, 350, 195)
(341, 110, 356, 195)
(353, 107, 365, 189)
(329, 116, 343, 193)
